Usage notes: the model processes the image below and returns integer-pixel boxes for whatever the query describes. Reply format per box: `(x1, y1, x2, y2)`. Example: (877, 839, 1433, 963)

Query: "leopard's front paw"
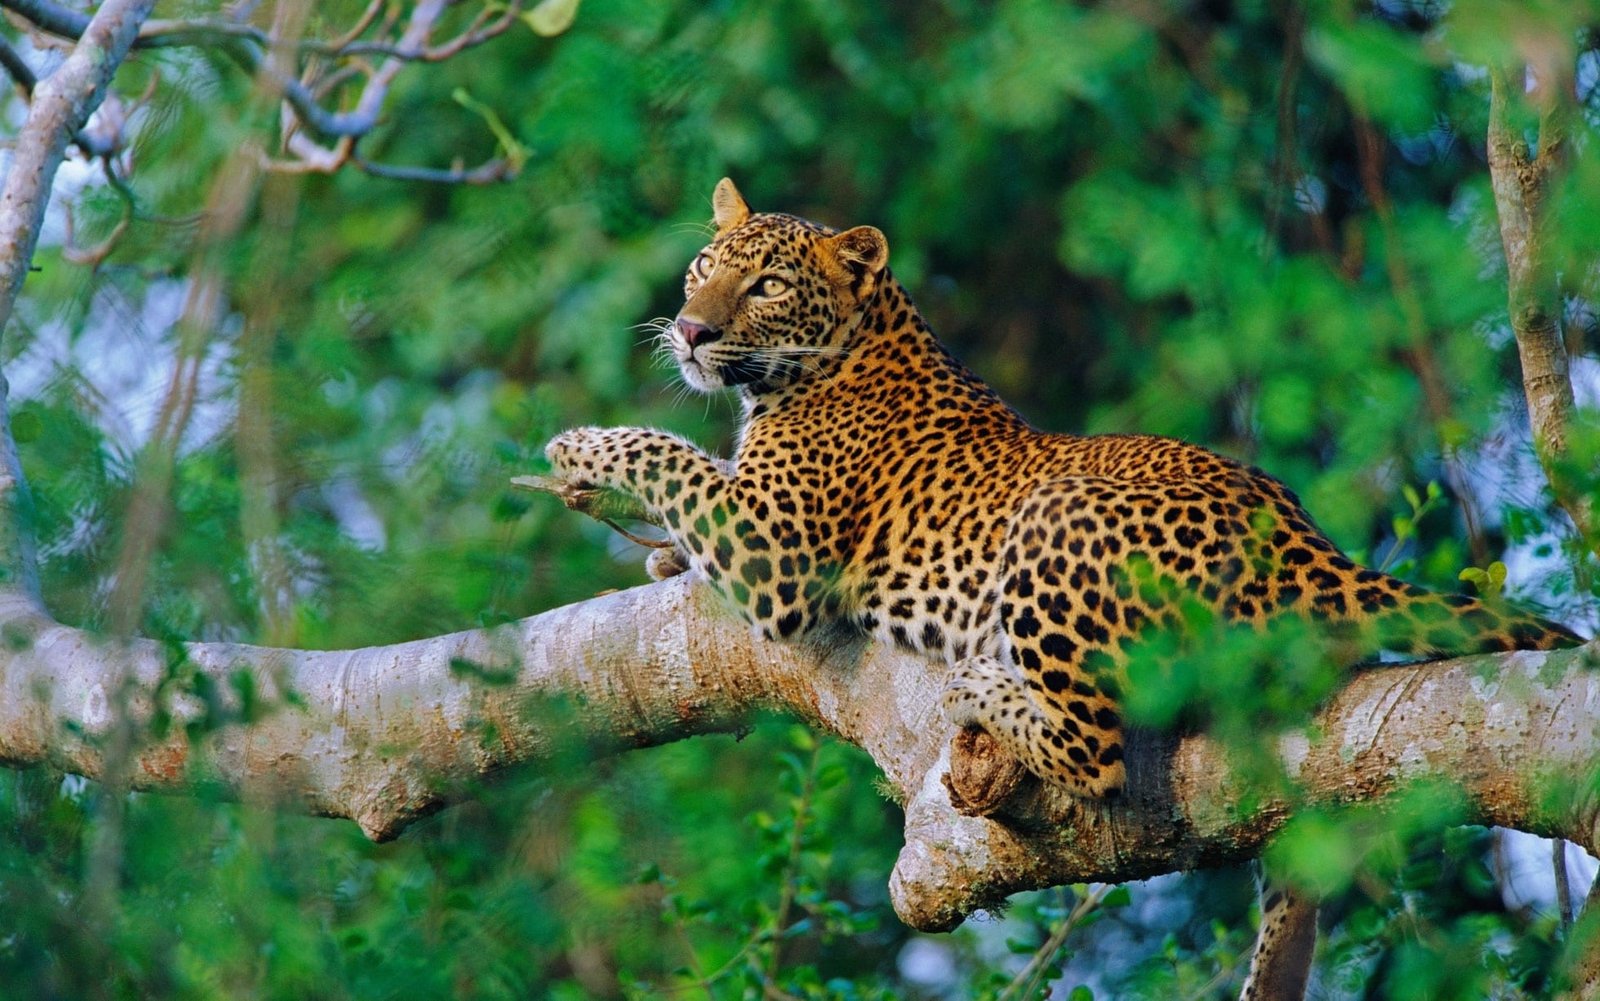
(544, 426, 616, 487)
(645, 545, 692, 581)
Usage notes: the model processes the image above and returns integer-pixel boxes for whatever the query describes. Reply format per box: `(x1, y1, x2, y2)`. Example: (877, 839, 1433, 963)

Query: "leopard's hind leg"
(944, 478, 1153, 799)
(941, 652, 1118, 795)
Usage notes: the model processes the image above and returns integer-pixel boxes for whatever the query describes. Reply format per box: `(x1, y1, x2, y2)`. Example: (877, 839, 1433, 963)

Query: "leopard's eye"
(752, 276, 790, 298)
(690, 252, 713, 279)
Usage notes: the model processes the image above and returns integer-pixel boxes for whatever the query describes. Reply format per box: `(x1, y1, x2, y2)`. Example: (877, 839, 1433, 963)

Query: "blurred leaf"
(1305, 19, 1434, 129)
(523, 0, 581, 36)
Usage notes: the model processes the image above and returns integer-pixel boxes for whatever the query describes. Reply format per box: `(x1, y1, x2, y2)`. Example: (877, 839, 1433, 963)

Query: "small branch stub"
(511, 473, 673, 551)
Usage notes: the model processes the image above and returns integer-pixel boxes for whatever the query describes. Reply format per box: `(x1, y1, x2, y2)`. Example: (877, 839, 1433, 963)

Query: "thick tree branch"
(0, 573, 1593, 932)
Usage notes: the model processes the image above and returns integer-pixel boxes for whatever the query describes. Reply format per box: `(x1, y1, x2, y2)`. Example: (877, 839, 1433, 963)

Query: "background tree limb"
(0, 0, 156, 603)
(1487, 60, 1592, 549)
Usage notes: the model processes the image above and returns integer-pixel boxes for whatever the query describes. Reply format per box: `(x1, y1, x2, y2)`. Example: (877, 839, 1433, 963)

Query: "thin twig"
(6, 0, 528, 187)
(1263, 0, 1305, 252)
(996, 884, 1114, 1001)
(355, 154, 520, 185)
(60, 191, 130, 266)
(9, 0, 523, 140)
(235, 170, 299, 645)
(323, 0, 386, 52)
(1352, 113, 1491, 564)
(106, 147, 260, 635)
(764, 741, 823, 994)
(6, 0, 525, 59)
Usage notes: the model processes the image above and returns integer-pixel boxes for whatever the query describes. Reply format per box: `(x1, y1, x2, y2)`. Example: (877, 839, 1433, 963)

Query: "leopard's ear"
(712, 178, 750, 232)
(825, 225, 889, 290)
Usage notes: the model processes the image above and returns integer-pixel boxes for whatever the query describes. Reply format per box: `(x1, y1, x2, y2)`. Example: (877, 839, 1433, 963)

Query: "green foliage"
(1, 0, 1598, 996)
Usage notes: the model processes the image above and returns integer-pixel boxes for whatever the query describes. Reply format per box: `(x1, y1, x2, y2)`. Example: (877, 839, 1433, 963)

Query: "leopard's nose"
(677, 318, 721, 348)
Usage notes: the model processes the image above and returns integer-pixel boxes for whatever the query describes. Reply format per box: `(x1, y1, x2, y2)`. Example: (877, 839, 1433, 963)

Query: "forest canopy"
(0, 0, 1598, 998)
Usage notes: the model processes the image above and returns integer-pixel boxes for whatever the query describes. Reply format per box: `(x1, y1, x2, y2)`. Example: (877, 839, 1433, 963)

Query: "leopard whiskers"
(743, 344, 849, 388)
(667, 220, 717, 239)
(633, 317, 679, 371)
(632, 316, 676, 347)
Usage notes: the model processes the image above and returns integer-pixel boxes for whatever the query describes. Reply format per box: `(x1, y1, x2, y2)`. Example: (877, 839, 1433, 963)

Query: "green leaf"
(1458, 561, 1508, 597)
(522, 0, 580, 36)
(1304, 20, 1434, 129)
(11, 410, 41, 443)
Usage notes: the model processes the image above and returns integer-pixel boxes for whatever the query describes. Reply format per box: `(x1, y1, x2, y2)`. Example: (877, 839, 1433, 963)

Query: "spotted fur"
(545, 179, 1582, 800)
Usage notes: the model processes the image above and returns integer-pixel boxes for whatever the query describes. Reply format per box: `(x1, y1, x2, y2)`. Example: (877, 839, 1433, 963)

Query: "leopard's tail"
(1358, 572, 1584, 658)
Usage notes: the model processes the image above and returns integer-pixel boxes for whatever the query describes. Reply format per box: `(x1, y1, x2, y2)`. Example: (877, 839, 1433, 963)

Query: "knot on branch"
(944, 726, 1029, 816)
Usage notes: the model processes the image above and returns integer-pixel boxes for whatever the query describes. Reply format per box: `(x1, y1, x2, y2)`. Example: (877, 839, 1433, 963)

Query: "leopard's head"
(668, 179, 888, 394)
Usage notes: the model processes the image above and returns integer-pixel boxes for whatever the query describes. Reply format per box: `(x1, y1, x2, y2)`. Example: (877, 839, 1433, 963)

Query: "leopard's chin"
(677, 359, 724, 392)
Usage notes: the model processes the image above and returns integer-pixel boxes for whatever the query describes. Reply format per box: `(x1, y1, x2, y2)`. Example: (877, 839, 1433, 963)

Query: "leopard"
(544, 178, 1582, 996)
(546, 177, 1580, 793)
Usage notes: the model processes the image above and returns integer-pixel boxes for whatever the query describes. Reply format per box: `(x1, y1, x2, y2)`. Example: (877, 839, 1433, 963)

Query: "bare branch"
(1352, 113, 1491, 564)
(0, 32, 36, 96)
(315, 1, 522, 61)
(323, 0, 386, 53)
(353, 153, 519, 185)
(5, 0, 528, 184)
(133, 4, 524, 62)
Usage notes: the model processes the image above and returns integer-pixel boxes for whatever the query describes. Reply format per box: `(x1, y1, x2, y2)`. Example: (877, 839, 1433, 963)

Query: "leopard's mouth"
(676, 348, 770, 392)
(676, 351, 724, 391)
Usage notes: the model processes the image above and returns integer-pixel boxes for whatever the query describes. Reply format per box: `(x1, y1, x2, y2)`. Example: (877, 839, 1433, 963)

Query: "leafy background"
(2, 0, 1599, 997)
